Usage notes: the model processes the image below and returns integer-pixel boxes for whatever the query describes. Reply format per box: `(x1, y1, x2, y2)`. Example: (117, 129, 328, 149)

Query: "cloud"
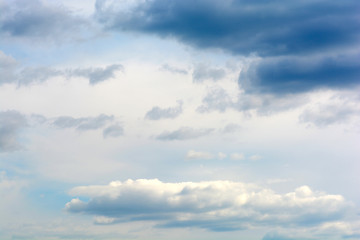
(249, 154, 262, 161)
(192, 64, 226, 83)
(145, 101, 183, 120)
(230, 153, 244, 160)
(0, 51, 123, 86)
(0, 0, 89, 42)
(197, 87, 235, 113)
(53, 114, 114, 131)
(103, 124, 124, 138)
(299, 93, 360, 127)
(95, 0, 360, 94)
(156, 127, 213, 140)
(0, 110, 27, 152)
(217, 152, 227, 160)
(69, 64, 124, 85)
(198, 86, 307, 115)
(17, 66, 62, 85)
(66, 179, 351, 231)
(262, 232, 302, 240)
(186, 150, 214, 160)
(160, 64, 188, 75)
(95, 0, 360, 57)
(0, 50, 18, 85)
(240, 54, 360, 94)
(222, 123, 241, 133)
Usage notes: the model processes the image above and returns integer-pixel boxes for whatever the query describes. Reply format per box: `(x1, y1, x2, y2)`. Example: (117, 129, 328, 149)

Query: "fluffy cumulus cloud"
(156, 127, 214, 141)
(0, 0, 89, 42)
(0, 110, 27, 152)
(66, 179, 351, 232)
(95, 0, 360, 94)
(145, 101, 183, 120)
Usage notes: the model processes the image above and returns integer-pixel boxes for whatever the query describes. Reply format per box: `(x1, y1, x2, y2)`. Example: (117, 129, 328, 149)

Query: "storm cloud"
(95, 0, 360, 57)
(95, 0, 360, 93)
(0, 0, 88, 42)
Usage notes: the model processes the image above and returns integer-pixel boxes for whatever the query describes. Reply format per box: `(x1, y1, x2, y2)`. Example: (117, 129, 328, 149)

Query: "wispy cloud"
(145, 101, 183, 120)
(156, 127, 214, 141)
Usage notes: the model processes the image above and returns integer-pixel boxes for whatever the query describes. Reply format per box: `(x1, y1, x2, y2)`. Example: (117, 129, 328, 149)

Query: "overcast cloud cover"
(0, 0, 359, 239)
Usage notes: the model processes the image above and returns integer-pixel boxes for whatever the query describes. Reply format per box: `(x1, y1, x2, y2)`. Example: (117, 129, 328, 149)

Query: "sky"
(0, 0, 359, 239)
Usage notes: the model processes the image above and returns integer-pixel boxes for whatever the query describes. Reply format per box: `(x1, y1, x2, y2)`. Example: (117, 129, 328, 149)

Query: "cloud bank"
(66, 179, 351, 232)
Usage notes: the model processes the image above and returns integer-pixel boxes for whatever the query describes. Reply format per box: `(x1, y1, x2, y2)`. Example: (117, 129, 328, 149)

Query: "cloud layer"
(66, 179, 351, 231)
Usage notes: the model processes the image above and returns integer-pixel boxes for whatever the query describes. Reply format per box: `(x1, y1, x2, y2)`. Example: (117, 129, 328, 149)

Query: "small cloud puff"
(186, 150, 214, 160)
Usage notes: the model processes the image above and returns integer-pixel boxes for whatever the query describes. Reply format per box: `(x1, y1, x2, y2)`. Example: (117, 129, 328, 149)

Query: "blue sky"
(0, 0, 360, 239)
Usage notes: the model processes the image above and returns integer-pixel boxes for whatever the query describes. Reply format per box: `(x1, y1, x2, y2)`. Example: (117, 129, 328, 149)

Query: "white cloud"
(299, 91, 360, 127)
(217, 152, 227, 160)
(186, 150, 214, 160)
(249, 154, 262, 161)
(66, 179, 351, 231)
(230, 153, 245, 160)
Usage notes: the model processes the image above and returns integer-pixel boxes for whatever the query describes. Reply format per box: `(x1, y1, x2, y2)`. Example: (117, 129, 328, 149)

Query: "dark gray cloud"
(69, 64, 124, 85)
(192, 64, 226, 83)
(156, 127, 213, 140)
(53, 114, 114, 131)
(0, 110, 27, 152)
(240, 54, 360, 94)
(95, 0, 360, 57)
(145, 101, 183, 120)
(0, 0, 88, 42)
(160, 64, 188, 75)
(103, 124, 124, 138)
(95, 0, 360, 93)
(66, 179, 351, 232)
